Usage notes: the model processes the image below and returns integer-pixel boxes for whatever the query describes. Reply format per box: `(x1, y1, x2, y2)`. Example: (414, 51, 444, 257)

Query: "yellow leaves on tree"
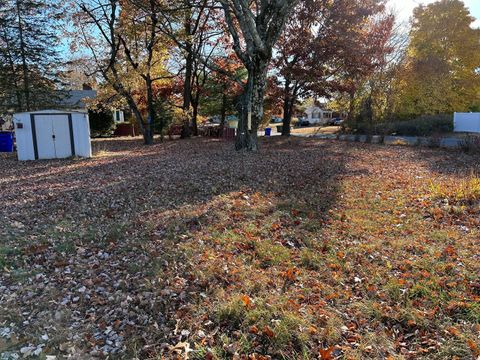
(395, 0, 480, 116)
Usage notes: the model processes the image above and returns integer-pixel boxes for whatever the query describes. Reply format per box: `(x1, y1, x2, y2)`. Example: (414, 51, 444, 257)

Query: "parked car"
(333, 119, 344, 126)
(271, 117, 283, 123)
(299, 119, 310, 127)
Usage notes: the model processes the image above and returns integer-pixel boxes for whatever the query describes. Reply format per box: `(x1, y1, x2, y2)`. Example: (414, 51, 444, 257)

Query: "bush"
(460, 135, 480, 153)
(89, 109, 115, 137)
(153, 98, 175, 135)
(351, 114, 453, 137)
(385, 114, 453, 136)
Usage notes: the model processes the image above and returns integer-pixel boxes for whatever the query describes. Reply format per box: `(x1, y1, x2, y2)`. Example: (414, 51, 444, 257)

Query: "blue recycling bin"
(265, 128, 272, 137)
(0, 132, 14, 153)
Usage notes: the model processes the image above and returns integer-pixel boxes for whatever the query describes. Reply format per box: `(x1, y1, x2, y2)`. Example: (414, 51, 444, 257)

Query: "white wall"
(454, 112, 480, 133)
(13, 110, 92, 161)
(72, 112, 92, 158)
(304, 106, 334, 125)
(13, 113, 36, 161)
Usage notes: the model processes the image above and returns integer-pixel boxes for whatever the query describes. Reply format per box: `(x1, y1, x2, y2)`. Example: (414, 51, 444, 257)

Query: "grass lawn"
(291, 126, 341, 136)
(0, 137, 479, 359)
(266, 124, 341, 136)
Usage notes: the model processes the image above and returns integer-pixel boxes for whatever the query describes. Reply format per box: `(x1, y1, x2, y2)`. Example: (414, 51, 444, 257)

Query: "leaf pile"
(0, 137, 479, 359)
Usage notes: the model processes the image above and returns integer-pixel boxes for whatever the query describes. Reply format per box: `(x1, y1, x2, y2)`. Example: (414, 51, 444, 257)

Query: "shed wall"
(72, 112, 92, 158)
(13, 113, 36, 161)
(13, 111, 92, 161)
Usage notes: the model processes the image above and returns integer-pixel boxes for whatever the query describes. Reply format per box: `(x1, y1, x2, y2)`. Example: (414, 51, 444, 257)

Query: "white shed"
(454, 112, 480, 133)
(13, 110, 92, 161)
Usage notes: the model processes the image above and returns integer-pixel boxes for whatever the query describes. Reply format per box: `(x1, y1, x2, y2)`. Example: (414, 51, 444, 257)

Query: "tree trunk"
(111, 79, 151, 145)
(282, 78, 292, 136)
(191, 96, 199, 136)
(348, 90, 356, 128)
(181, 14, 193, 139)
(236, 62, 268, 151)
(282, 107, 294, 137)
(15, 0, 30, 111)
(181, 50, 193, 138)
(144, 76, 155, 145)
(219, 91, 227, 137)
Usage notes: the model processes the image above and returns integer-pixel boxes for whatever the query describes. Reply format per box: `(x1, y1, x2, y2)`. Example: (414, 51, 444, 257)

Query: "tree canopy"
(2, 0, 479, 147)
(395, 0, 480, 117)
(0, 0, 62, 113)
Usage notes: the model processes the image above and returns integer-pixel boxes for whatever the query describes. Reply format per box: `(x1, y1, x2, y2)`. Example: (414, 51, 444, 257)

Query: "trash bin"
(0, 132, 14, 153)
(265, 128, 272, 137)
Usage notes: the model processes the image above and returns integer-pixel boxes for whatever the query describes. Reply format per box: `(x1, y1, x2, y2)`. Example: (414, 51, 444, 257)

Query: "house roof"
(304, 105, 332, 112)
(56, 90, 97, 109)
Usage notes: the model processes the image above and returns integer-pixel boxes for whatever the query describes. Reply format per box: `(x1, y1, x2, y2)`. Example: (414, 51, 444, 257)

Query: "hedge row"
(350, 114, 453, 137)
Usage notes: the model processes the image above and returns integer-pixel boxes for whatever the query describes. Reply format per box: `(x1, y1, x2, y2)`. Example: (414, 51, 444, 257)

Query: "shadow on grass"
(0, 136, 350, 357)
(5, 138, 479, 358)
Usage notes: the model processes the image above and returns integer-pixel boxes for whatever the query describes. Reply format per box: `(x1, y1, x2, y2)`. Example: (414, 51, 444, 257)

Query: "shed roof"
(13, 109, 87, 115)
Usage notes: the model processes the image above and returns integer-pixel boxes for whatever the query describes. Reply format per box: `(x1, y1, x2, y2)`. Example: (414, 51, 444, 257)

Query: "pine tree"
(0, 0, 62, 113)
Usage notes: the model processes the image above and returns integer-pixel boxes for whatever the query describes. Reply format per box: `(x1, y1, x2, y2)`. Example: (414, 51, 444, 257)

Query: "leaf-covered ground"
(0, 137, 479, 359)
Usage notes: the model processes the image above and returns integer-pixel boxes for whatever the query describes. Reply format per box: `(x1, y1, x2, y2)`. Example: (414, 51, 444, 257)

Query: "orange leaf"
(263, 326, 275, 338)
(282, 268, 297, 281)
(443, 245, 457, 258)
(249, 325, 259, 334)
(319, 346, 335, 360)
(467, 339, 479, 356)
(241, 295, 252, 308)
(448, 326, 460, 337)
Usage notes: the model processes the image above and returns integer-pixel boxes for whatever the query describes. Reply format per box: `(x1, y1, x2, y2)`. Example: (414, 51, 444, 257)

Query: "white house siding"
(304, 106, 333, 125)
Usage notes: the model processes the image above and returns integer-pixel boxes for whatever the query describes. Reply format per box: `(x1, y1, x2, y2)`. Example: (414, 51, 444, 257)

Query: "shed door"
(34, 115, 73, 159)
(52, 117, 73, 158)
(35, 116, 56, 159)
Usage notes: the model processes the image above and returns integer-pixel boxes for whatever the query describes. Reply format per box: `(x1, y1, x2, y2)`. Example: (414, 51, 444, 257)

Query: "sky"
(388, 0, 480, 28)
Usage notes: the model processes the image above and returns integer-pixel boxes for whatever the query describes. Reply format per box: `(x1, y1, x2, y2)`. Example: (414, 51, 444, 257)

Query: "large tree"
(219, 0, 298, 151)
(395, 0, 480, 117)
(352, 20, 408, 126)
(273, 0, 394, 136)
(0, 0, 62, 113)
(74, 0, 174, 144)
(151, 0, 223, 137)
